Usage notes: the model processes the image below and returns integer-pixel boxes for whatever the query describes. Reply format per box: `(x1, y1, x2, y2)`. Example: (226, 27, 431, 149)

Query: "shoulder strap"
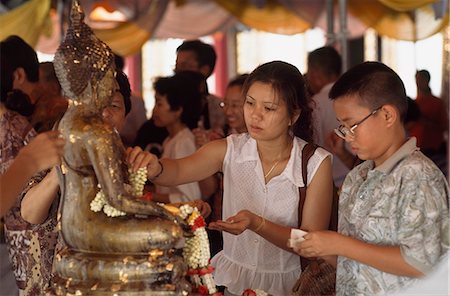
(298, 143, 318, 229)
(298, 143, 318, 272)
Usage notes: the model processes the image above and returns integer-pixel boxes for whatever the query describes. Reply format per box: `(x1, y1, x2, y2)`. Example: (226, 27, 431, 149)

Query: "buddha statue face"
(74, 67, 118, 112)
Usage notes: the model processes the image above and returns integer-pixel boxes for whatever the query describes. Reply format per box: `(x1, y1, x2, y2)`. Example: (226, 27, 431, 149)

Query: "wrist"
(253, 215, 265, 233)
(149, 160, 164, 181)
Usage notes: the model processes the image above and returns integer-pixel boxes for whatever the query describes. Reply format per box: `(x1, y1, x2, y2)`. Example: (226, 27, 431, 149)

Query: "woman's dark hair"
(176, 40, 217, 77)
(153, 71, 203, 129)
(228, 73, 249, 88)
(0, 35, 39, 100)
(116, 70, 132, 115)
(242, 61, 314, 142)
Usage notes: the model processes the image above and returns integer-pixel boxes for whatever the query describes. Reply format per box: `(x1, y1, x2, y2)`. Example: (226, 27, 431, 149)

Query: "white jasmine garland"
(179, 204, 219, 295)
(90, 167, 147, 217)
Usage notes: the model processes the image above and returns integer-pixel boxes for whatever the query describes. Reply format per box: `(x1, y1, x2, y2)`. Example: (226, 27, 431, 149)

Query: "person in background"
(0, 34, 41, 296)
(134, 39, 226, 156)
(175, 39, 226, 132)
(30, 62, 68, 133)
(307, 46, 349, 187)
(414, 69, 448, 175)
(150, 71, 203, 203)
(296, 62, 449, 295)
(114, 54, 148, 146)
(193, 73, 249, 259)
(126, 61, 333, 296)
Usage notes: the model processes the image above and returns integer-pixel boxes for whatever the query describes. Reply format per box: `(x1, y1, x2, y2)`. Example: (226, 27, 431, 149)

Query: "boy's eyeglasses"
(334, 107, 382, 139)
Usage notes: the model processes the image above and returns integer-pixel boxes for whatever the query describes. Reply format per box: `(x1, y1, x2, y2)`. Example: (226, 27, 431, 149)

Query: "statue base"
(51, 248, 190, 295)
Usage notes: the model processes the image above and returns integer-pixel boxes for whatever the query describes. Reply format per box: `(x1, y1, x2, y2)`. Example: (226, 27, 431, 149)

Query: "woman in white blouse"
(128, 61, 333, 296)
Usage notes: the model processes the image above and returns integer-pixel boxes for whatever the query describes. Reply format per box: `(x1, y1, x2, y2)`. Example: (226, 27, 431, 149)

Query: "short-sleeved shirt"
(211, 133, 331, 296)
(337, 137, 450, 295)
(156, 127, 201, 203)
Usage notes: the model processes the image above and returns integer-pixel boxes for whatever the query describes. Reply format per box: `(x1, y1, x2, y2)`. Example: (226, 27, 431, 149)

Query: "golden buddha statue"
(52, 1, 189, 295)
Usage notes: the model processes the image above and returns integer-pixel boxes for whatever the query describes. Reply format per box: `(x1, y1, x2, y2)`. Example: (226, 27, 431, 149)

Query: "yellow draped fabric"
(378, 0, 437, 11)
(349, 0, 449, 41)
(0, 0, 51, 46)
(0, 0, 447, 51)
(93, 0, 168, 56)
(213, 0, 311, 35)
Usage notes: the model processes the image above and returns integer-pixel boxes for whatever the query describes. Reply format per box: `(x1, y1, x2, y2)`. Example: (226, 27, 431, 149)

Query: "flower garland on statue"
(89, 166, 222, 295)
(178, 204, 222, 296)
(90, 167, 147, 217)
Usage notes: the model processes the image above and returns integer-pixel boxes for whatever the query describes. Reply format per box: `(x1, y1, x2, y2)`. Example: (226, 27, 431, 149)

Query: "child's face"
(333, 95, 385, 161)
(152, 92, 181, 128)
(223, 84, 246, 133)
(244, 81, 291, 141)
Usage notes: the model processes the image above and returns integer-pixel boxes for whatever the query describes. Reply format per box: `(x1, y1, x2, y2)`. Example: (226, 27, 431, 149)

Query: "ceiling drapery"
(0, 0, 448, 56)
(92, 1, 168, 56)
(0, 0, 51, 47)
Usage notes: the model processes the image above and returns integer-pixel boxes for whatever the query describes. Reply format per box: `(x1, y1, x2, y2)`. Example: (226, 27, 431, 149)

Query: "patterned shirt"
(1, 106, 59, 296)
(336, 138, 450, 295)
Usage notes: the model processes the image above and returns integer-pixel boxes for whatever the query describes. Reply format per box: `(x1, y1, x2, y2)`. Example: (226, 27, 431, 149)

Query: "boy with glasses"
(295, 61, 449, 295)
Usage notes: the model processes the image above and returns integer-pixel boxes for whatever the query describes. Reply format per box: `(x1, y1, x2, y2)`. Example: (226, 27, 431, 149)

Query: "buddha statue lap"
(51, 1, 189, 295)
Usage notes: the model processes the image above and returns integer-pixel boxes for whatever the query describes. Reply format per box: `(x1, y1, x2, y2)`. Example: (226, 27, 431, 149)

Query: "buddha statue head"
(53, 0, 115, 112)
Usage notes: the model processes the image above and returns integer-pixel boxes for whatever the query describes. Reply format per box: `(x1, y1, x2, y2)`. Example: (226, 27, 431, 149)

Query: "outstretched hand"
(208, 210, 257, 235)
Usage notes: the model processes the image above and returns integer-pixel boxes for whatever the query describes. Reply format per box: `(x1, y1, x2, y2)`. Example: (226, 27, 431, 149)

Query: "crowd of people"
(0, 31, 449, 296)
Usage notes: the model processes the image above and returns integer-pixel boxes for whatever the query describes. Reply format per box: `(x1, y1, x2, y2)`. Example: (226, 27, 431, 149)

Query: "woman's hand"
(208, 210, 260, 235)
(187, 199, 212, 218)
(126, 146, 161, 178)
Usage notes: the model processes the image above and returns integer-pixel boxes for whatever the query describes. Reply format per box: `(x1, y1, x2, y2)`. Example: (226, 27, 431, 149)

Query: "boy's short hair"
(329, 61, 408, 122)
(176, 40, 217, 77)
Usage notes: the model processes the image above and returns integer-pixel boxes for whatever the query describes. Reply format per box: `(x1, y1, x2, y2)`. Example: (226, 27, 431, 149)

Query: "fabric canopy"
(0, 0, 448, 56)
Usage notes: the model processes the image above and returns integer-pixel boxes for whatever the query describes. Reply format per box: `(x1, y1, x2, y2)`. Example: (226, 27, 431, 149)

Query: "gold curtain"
(213, 0, 311, 35)
(378, 0, 437, 11)
(93, 1, 168, 56)
(0, 0, 51, 46)
(349, 0, 449, 41)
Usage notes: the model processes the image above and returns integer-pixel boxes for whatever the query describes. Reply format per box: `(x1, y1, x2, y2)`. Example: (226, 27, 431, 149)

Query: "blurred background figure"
(307, 46, 349, 187)
(114, 54, 148, 147)
(415, 69, 448, 175)
(150, 71, 203, 203)
(30, 62, 68, 133)
(175, 39, 225, 132)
